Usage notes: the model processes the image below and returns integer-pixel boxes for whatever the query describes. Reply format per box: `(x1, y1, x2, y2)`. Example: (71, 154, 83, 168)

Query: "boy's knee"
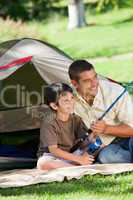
(37, 156, 51, 170)
(37, 159, 54, 170)
(37, 157, 45, 170)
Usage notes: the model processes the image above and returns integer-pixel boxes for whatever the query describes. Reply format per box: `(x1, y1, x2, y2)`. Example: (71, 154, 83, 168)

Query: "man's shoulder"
(98, 75, 124, 93)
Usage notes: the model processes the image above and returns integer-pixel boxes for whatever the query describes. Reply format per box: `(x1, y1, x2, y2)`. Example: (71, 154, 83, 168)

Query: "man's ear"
(71, 80, 79, 89)
(49, 103, 58, 111)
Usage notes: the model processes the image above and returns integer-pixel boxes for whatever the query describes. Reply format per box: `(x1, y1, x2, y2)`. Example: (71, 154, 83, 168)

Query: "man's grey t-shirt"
(38, 114, 88, 157)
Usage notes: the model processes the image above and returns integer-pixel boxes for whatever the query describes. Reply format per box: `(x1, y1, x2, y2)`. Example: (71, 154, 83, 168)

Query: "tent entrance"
(0, 129, 39, 170)
(0, 62, 46, 110)
(0, 61, 47, 133)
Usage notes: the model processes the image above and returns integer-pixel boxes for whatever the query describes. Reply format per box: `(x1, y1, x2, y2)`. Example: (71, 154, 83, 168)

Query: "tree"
(68, 0, 87, 30)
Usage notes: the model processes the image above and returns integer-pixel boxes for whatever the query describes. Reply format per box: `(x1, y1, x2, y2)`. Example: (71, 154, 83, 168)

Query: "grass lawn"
(0, 8, 133, 59)
(92, 58, 133, 82)
(0, 172, 132, 200)
(88, 58, 133, 95)
(36, 8, 133, 59)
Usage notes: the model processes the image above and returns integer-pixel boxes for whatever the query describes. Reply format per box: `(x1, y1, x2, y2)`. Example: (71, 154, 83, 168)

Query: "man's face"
(75, 69, 99, 98)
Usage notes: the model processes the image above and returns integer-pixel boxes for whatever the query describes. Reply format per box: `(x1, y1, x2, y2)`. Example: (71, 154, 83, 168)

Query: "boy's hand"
(78, 152, 94, 165)
(88, 132, 97, 142)
(91, 120, 107, 134)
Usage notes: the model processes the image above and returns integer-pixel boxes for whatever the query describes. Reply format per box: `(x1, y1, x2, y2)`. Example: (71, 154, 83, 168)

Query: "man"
(68, 60, 133, 163)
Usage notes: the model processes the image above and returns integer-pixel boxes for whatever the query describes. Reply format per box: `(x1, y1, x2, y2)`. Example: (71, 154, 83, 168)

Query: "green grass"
(93, 58, 133, 82)
(0, 172, 133, 200)
(31, 7, 133, 58)
(28, 8, 133, 59)
(0, 18, 39, 42)
(91, 58, 133, 94)
(0, 8, 133, 59)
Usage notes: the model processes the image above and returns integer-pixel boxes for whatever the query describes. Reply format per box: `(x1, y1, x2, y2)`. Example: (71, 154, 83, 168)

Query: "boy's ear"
(49, 102, 58, 111)
(71, 80, 78, 89)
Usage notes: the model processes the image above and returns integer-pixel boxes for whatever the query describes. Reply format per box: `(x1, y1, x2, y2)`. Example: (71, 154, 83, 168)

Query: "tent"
(0, 38, 73, 169)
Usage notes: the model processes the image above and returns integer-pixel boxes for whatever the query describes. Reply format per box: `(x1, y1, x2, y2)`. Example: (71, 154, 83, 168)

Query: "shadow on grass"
(94, 15, 133, 27)
(0, 171, 132, 197)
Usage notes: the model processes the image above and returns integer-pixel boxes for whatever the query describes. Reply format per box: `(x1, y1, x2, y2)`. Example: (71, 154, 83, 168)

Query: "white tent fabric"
(0, 38, 72, 82)
(0, 163, 133, 188)
(33, 56, 70, 83)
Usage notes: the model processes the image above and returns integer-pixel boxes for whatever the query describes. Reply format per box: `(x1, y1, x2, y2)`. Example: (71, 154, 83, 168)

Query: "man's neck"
(78, 91, 95, 106)
(83, 95, 94, 106)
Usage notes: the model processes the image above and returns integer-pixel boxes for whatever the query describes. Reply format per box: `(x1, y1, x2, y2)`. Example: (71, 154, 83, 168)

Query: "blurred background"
(0, 0, 133, 83)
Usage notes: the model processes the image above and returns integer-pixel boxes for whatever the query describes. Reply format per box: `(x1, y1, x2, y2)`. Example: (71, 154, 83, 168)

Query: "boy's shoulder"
(41, 106, 56, 124)
(40, 116, 57, 134)
(71, 113, 83, 122)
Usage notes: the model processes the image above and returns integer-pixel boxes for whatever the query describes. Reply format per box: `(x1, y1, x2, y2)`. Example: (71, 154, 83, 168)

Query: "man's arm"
(49, 145, 94, 165)
(91, 120, 133, 137)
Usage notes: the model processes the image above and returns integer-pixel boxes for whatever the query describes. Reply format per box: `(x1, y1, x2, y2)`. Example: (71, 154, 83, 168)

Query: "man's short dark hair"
(44, 82, 73, 105)
(68, 60, 94, 81)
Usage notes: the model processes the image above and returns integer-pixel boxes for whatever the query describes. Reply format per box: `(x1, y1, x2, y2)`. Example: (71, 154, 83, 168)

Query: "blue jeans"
(97, 137, 133, 163)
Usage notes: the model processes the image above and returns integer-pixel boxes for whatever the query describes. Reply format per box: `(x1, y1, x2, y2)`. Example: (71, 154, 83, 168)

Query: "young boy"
(37, 82, 94, 170)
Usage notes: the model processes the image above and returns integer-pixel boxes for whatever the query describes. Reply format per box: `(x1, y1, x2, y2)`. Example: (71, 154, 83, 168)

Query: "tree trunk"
(68, 0, 87, 30)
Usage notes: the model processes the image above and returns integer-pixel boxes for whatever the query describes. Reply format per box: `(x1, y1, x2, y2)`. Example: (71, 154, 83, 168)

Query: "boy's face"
(56, 91, 75, 114)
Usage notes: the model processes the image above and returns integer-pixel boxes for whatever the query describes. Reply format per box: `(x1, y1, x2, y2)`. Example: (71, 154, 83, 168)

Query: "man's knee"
(129, 137, 133, 149)
(97, 144, 132, 164)
(97, 145, 116, 163)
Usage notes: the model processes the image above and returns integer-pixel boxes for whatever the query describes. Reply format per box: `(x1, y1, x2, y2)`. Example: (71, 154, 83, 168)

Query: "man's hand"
(77, 152, 94, 165)
(91, 120, 107, 134)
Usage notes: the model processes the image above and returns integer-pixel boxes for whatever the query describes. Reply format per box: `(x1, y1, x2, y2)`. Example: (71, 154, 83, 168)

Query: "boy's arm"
(48, 145, 94, 165)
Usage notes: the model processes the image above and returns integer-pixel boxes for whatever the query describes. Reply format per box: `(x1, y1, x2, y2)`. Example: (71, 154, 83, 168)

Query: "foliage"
(0, 0, 61, 21)
(0, 0, 29, 20)
(0, 0, 132, 20)
(97, 0, 118, 12)
(96, 0, 132, 12)
(29, 0, 61, 20)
